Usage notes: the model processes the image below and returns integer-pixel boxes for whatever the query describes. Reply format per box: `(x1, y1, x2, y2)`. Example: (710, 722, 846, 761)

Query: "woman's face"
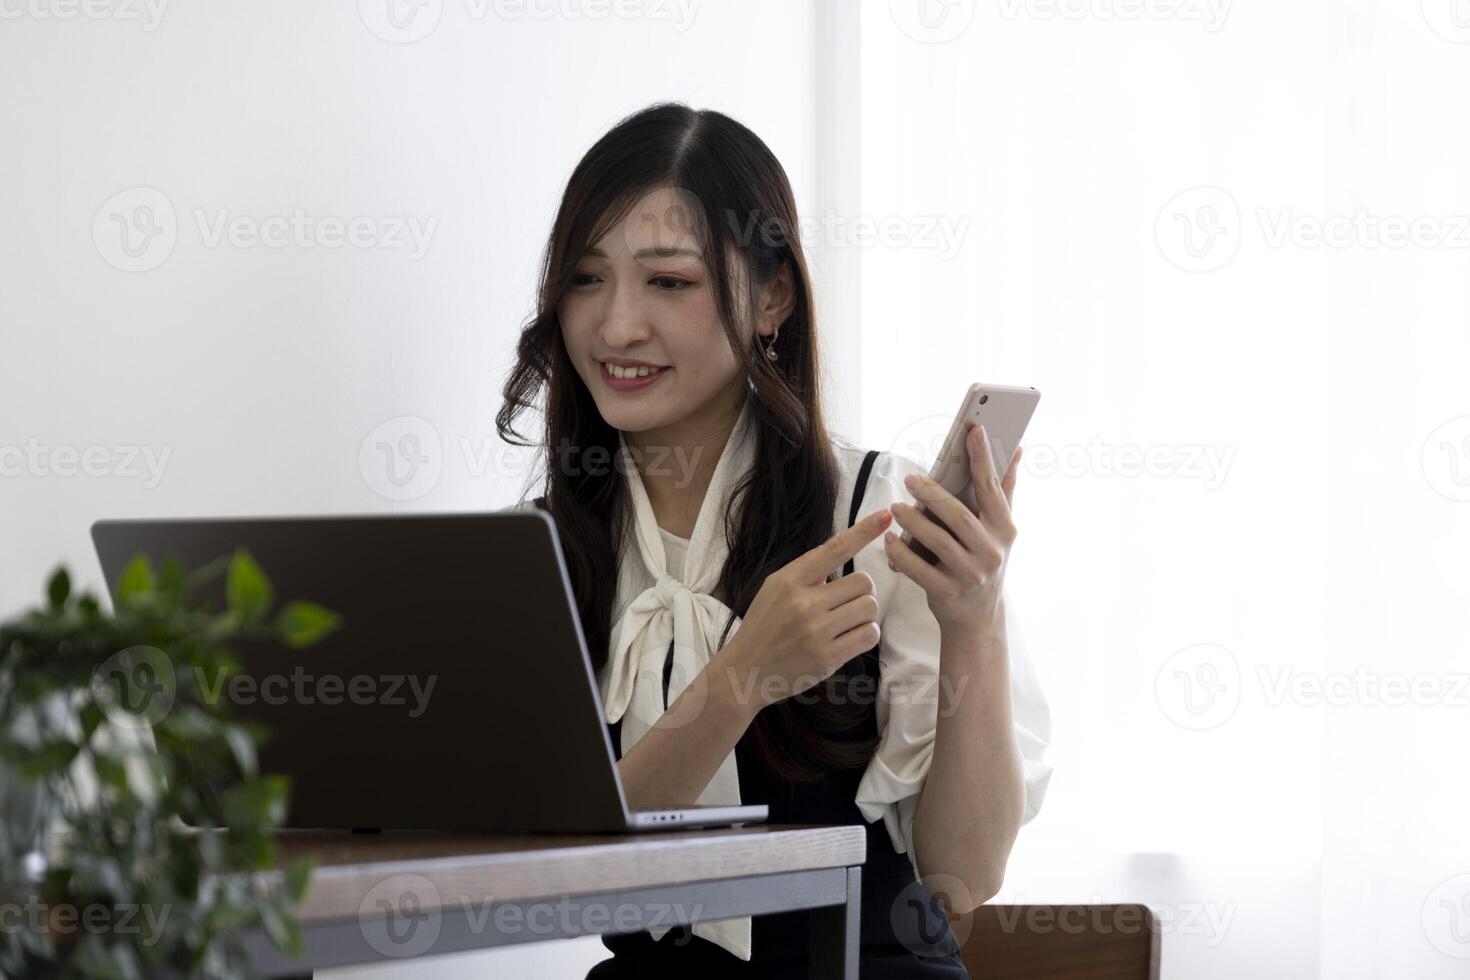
(558, 185, 769, 439)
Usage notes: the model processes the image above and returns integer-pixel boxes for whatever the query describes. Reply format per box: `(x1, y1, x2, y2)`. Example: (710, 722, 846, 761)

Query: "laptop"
(90, 511, 767, 833)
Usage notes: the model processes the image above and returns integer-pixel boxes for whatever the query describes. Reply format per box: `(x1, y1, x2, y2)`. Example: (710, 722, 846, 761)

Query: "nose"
(596, 278, 654, 350)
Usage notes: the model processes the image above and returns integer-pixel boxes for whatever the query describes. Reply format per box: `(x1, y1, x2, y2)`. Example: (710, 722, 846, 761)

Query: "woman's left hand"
(883, 420, 1020, 637)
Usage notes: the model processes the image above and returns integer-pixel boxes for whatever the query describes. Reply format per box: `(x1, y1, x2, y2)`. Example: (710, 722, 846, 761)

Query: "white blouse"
(506, 394, 1053, 961)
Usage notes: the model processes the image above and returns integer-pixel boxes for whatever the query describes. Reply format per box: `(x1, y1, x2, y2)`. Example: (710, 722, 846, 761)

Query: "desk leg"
(808, 865, 860, 980)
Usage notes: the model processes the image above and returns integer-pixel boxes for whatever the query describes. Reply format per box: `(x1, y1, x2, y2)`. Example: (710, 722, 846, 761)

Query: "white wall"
(0, 2, 818, 976)
(853, 2, 1470, 978)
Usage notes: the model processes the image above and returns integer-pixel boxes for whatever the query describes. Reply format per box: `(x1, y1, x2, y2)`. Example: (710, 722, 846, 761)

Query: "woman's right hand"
(714, 508, 894, 715)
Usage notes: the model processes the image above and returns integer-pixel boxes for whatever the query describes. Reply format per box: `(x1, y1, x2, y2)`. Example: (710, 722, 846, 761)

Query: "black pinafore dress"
(582, 450, 972, 979)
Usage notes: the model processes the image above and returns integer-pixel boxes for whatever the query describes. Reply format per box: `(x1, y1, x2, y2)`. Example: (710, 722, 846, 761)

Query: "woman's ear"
(755, 261, 797, 339)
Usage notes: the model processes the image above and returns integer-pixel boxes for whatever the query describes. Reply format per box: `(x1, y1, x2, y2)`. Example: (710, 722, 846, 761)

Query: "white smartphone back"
(899, 383, 1041, 564)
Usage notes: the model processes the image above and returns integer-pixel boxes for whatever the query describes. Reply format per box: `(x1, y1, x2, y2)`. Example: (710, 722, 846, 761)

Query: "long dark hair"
(495, 102, 877, 781)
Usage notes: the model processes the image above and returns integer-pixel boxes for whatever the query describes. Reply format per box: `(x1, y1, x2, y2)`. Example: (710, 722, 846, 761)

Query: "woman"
(496, 102, 1051, 978)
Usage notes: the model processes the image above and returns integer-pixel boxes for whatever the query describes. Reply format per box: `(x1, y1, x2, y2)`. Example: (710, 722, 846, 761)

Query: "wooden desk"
(244, 824, 866, 979)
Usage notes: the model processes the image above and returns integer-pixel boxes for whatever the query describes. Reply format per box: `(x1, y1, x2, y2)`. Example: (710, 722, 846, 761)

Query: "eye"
(570, 272, 600, 287)
(650, 276, 695, 291)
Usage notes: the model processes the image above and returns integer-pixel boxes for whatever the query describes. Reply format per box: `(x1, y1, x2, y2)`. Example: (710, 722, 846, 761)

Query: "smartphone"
(899, 383, 1041, 565)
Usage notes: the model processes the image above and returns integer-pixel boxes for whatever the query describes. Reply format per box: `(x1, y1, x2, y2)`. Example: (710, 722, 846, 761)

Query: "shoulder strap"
(842, 450, 880, 578)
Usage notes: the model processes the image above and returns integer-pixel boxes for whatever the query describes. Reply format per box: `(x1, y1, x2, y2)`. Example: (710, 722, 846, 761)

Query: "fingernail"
(904, 473, 918, 489)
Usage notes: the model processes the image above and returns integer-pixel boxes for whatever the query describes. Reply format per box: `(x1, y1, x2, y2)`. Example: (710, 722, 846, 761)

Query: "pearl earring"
(764, 334, 779, 361)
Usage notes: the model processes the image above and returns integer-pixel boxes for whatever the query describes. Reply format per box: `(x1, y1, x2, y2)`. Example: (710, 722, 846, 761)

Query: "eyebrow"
(585, 246, 704, 262)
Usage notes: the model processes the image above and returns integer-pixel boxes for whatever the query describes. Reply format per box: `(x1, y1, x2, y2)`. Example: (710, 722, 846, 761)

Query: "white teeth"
(605, 363, 662, 379)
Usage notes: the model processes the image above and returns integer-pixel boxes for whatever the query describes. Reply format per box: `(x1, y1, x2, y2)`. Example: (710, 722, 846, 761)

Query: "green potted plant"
(0, 550, 340, 979)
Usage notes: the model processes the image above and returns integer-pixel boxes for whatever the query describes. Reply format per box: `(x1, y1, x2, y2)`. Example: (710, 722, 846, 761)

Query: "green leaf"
(117, 554, 156, 602)
(226, 549, 273, 622)
(284, 856, 314, 903)
(80, 699, 105, 741)
(46, 566, 70, 610)
(221, 722, 258, 778)
(158, 554, 185, 598)
(19, 740, 80, 777)
(260, 902, 302, 954)
(220, 775, 289, 830)
(93, 751, 129, 792)
(277, 601, 341, 649)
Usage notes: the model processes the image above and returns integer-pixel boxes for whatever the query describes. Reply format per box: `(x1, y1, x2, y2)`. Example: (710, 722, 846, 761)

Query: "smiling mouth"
(596, 359, 673, 390)
(601, 362, 671, 381)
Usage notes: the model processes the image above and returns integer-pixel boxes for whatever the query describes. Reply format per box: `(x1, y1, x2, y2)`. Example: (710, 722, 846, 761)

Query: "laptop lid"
(90, 511, 636, 832)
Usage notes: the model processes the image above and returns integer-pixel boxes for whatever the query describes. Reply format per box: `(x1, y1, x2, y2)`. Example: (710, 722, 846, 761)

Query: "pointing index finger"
(799, 508, 893, 584)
